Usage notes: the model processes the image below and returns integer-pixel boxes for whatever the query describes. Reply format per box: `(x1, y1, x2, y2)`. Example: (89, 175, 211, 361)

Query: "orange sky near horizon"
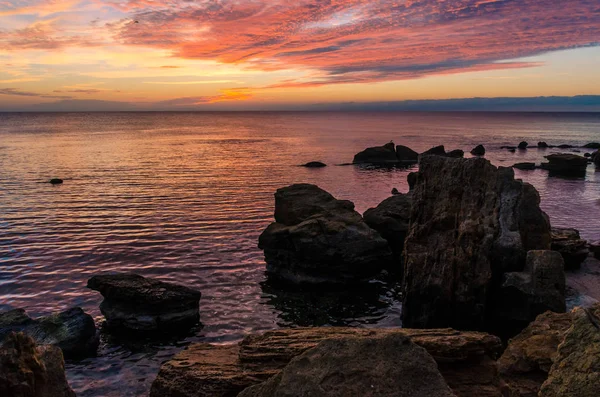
(1, 0, 599, 110)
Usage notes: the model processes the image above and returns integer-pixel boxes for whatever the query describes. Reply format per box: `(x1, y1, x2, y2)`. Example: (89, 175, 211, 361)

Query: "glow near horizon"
(0, 0, 599, 110)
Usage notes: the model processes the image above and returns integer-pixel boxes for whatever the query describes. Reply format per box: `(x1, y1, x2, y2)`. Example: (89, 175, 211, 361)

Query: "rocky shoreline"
(2, 140, 599, 396)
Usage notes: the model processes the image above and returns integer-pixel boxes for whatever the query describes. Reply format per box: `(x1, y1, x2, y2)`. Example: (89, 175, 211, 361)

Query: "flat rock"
(551, 227, 589, 270)
(513, 162, 536, 170)
(49, 178, 64, 184)
(583, 142, 600, 149)
(87, 274, 201, 332)
(301, 161, 326, 168)
(0, 307, 98, 359)
(540, 153, 588, 174)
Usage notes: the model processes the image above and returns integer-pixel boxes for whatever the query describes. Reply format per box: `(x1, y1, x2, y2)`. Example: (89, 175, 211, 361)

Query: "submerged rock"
(540, 153, 588, 175)
(518, 141, 529, 150)
(593, 151, 600, 167)
(421, 145, 446, 157)
(87, 274, 201, 333)
(0, 307, 97, 359)
(512, 162, 536, 170)
(301, 161, 326, 168)
(0, 332, 75, 397)
(49, 178, 63, 185)
(551, 227, 589, 270)
(258, 184, 393, 284)
(557, 144, 573, 149)
(238, 334, 455, 397)
(402, 156, 551, 333)
(470, 144, 486, 156)
(584, 142, 600, 149)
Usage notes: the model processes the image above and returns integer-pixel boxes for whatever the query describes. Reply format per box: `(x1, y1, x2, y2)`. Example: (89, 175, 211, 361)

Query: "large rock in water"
(150, 327, 503, 397)
(363, 193, 412, 267)
(551, 227, 589, 269)
(87, 274, 201, 332)
(238, 334, 455, 397)
(0, 307, 97, 359)
(402, 156, 552, 333)
(352, 142, 419, 165)
(258, 184, 393, 284)
(0, 332, 75, 397)
(540, 153, 588, 174)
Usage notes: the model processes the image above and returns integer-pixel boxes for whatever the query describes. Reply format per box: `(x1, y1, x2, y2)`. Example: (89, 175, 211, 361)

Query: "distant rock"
(509, 148, 516, 153)
(513, 162, 536, 170)
(353, 142, 398, 164)
(421, 145, 446, 157)
(593, 151, 600, 167)
(446, 149, 464, 158)
(538, 142, 549, 148)
(540, 153, 588, 174)
(0, 307, 97, 359)
(584, 142, 600, 149)
(590, 241, 600, 260)
(391, 188, 400, 195)
(470, 144, 486, 156)
(49, 178, 63, 184)
(396, 144, 420, 163)
(557, 144, 573, 149)
(258, 184, 393, 284)
(407, 171, 419, 191)
(87, 274, 201, 333)
(518, 141, 529, 150)
(585, 152, 592, 158)
(301, 161, 326, 168)
(551, 228, 589, 270)
(238, 334, 455, 397)
(0, 332, 75, 397)
(501, 146, 517, 150)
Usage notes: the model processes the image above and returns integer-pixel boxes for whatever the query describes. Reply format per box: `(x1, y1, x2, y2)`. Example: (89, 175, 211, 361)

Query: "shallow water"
(1, 111, 599, 396)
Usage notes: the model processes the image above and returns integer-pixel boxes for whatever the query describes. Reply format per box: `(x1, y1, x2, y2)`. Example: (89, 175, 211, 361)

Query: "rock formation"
(518, 141, 529, 149)
(446, 149, 464, 158)
(301, 161, 326, 168)
(421, 145, 446, 157)
(550, 228, 589, 270)
(0, 307, 97, 359)
(584, 142, 600, 149)
(540, 154, 588, 174)
(471, 144, 486, 156)
(87, 274, 201, 332)
(258, 184, 393, 284)
(353, 142, 418, 165)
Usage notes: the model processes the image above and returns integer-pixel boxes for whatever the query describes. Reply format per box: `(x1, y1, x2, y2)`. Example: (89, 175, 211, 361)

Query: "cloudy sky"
(0, 0, 599, 110)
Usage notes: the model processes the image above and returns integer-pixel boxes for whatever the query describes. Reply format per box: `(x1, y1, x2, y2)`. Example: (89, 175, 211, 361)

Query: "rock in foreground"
(0, 332, 75, 397)
(0, 307, 97, 359)
(87, 274, 201, 332)
(238, 334, 455, 397)
(259, 184, 393, 284)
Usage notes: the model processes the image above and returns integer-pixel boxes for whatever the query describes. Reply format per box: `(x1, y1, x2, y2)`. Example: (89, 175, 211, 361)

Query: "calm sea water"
(1, 112, 599, 396)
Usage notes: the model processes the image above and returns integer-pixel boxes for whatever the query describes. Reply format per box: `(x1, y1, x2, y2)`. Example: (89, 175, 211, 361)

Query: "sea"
(1, 111, 599, 396)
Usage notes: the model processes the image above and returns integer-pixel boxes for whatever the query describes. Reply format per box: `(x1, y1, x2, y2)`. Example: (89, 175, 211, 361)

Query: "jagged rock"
(238, 334, 455, 397)
(301, 161, 326, 168)
(538, 142, 549, 148)
(0, 308, 97, 359)
(497, 251, 566, 333)
(407, 171, 419, 191)
(446, 149, 464, 158)
(421, 145, 446, 157)
(402, 156, 551, 333)
(0, 332, 75, 397)
(258, 184, 393, 284)
(512, 162, 536, 170)
(364, 193, 412, 267)
(539, 305, 600, 396)
(471, 145, 486, 156)
(353, 142, 398, 164)
(87, 274, 201, 332)
(396, 145, 419, 163)
(150, 327, 503, 397)
(540, 154, 588, 174)
(584, 142, 600, 149)
(498, 311, 573, 397)
(49, 178, 63, 185)
(518, 141, 529, 150)
(551, 227, 589, 270)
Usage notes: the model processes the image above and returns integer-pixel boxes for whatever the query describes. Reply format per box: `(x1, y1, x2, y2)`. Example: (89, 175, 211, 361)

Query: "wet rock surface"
(551, 227, 589, 270)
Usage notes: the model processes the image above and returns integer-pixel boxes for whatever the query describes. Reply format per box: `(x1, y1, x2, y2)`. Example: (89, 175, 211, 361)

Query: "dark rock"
(584, 152, 592, 158)
(87, 274, 201, 332)
(513, 162, 536, 170)
(364, 193, 412, 268)
(509, 148, 516, 153)
(258, 184, 393, 284)
(594, 151, 600, 167)
(150, 327, 504, 397)
(49, 178, 63, 185)
(301, 161, 326, 168)
(396, 144, 419, 163)
(584, 142, 600, 149)
(540, 153, 588, 174)
(537, 142, 549, 148)
(421, 145, 446, 157)
(550, 228, 589, 270)
(0, 332, 75, 397)
(471, 144, 486, 156)
(557, 144, 573, 149)
(391, 188, 400, 195)
(238, 334, 455, 397)
(402, 156, 551, 333)
(353, 142, 398, 164)
(590, 241, 600, 260)
(0, 307, 98, 359)
(407, 171, 419, 191)
(498, 311, 573, 397)
(446, 149, 464, 158)
(501, 146, 517, 150)
(518, 141, 529, 150)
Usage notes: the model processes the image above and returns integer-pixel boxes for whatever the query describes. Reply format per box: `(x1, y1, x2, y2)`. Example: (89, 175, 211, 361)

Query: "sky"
(0, 0, 599, 111)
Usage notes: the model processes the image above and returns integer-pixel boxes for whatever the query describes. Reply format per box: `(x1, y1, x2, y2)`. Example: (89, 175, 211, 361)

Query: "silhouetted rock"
(501, 146, 517, 150)
(301, 161, 326, 168)
(513, 162, 536, 170)
(0, 332, 75, 397)
(446, 149, 464, 158)
(391, 188, 400, 195)
(593, 151, 600, 167)
(509, 148, 516, 153)
(537, 142, 549, 148)
(396, 144, 419, 163)
(353, 142, 398, 164)
(557, 144, 573, 149)
(590, 241, 600, 260)
(402, 156, 551, 334)
(238, 334, 455, 397)
(551, 228, 589, 270)
(518, 141, 529, 150)
(0, 307, 97, 359)
(258, 184, 393, 284)
(585, 152, 592, 158)
(470, 144, 486, 156)
(87, 274, 201, 333)
(49, 178, 63, 185)
(584, 142, 600, 149)
(540, 153, 588, 174)
(407, 171, 419, 191)
(421, 145, 446, 157)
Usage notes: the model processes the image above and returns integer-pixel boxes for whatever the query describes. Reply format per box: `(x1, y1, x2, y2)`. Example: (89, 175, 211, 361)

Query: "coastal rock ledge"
(150, 327, 503, 397)
(87, 274, 201, 333)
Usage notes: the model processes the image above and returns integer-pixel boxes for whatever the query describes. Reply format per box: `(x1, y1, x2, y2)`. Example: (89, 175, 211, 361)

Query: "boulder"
(353, 142, 398, 165)
(49, 178, 63, 185)
(421, 145, 446, 157)
(150, 327, 503, 397)
(540, 153, 588, 175)
(364, 193, 412, 267)
(518, 141, 528, 150)
(512, 162, 536, 170)
(446, 149, 464, 158)
(0, 307, 97, 359)
(301, 161, 326, 168)
(402, 156, 551, 333)
(87, 274, 201, 332)
(538, 142, 549, 148)
(583, 142, 600, 149)
(498, 311, 573, 397)
(0, 332, 75, 397)
(396, 145, 419, 163)
(258, 184, 393, 284)
(496, 251, 566, 333)
(539, 305, 600, 396)
(391, 188, 400, 195)
(471, 145, 486, 156)
(407, 171, 419, 191)
(551, 227, 589, 270)
(238, 334, 455, 397)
